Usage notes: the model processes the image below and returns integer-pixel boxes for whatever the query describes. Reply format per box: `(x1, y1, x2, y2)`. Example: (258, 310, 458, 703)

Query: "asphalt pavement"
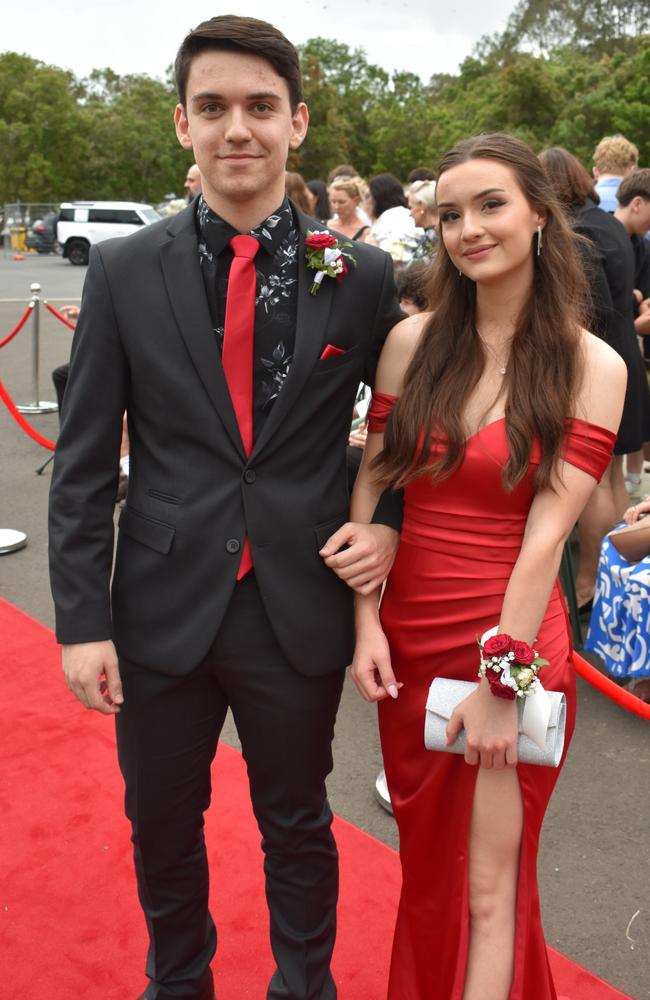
(0, 248, 647, 999)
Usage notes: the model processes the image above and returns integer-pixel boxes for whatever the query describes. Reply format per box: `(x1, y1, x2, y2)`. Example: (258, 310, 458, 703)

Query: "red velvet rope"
(573, 651, 650, 720)
(0, 379, 56, 450)
(0, 303, 34, 349)
(44, 301, 76, 330)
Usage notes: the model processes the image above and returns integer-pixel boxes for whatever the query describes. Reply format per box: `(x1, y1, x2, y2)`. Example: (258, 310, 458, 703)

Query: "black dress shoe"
(136, 993, 216, 1000)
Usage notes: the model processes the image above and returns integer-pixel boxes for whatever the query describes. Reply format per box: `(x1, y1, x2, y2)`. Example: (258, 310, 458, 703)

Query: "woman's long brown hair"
(374, 133, 589, 493)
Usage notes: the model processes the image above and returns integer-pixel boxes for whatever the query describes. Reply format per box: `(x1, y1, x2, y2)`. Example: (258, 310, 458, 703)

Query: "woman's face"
(329, 189, 358, 221)
(436, 158, 545, 286)
(408, 192, 426, 224)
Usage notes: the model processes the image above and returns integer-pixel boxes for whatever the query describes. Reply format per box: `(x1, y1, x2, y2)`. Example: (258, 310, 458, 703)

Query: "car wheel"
(67, 239, 89, 266)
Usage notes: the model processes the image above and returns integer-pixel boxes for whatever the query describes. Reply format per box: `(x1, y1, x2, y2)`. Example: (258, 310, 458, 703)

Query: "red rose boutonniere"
(304, 230, 357, 296)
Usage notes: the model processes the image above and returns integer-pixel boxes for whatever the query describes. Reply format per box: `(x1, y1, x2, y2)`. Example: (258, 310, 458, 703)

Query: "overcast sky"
(3, 0, 517, 83)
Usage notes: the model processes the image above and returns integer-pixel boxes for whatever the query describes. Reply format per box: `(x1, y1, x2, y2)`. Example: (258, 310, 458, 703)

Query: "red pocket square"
(320, 344, 346, 360)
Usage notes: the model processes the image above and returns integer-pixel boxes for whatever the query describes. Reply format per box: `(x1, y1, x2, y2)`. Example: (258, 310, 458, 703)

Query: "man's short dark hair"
(396, 263, 429, 311)
(175, 15, 303, 111)
(617, 168, 650, 207)
(407, 167, 436, 183)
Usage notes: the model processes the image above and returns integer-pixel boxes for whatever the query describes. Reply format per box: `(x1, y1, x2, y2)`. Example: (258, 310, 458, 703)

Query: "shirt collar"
(196, 196, 295, 258)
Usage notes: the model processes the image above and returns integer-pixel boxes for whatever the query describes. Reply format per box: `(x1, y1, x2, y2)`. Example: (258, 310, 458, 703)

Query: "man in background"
(593, 133, 638, 212)
(184, 162, 202, 201)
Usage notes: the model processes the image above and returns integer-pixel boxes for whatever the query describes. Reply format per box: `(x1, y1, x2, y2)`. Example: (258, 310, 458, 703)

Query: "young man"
(592, 133, 638, 213)
(48, 16, 402, 1000)
(612, 169, 650, 489)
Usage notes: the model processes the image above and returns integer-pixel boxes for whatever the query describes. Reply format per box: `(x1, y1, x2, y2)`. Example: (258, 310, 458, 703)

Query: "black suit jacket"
(573, 199, 650, 450)
(48, 202, 403, 675)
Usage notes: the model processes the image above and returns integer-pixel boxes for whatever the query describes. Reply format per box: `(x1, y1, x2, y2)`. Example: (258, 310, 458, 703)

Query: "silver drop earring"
(458, 268, 463, 277)
(536, 225, 543, 257)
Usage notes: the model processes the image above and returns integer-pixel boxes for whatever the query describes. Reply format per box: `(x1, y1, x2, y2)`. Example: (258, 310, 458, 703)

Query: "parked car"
(25, 211, 61, 254)
(57, 201, 162, 265)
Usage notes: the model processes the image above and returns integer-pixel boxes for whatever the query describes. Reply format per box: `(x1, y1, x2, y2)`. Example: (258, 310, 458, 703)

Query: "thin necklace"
(476, 329, 509, 375)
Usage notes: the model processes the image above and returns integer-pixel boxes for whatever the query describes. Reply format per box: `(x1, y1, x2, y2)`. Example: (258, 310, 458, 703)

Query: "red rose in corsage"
(304, 230, 357, 296)
(483, 633, 513, 657)
(478, 628, 549, 701)
(511, 640, 535, 665)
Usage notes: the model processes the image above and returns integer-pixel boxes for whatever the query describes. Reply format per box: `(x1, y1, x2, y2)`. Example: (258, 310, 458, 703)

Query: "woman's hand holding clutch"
(446, 680, 518, 769)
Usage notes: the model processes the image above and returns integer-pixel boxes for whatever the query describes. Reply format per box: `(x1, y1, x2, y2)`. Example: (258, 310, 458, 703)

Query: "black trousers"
(52, 362, 69, 412)
(115, 573, 344, 1000)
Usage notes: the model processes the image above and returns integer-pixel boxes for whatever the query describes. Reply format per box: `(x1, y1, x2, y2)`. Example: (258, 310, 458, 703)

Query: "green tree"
(76, 71, 188, 201)
(0, 53, 83, 203)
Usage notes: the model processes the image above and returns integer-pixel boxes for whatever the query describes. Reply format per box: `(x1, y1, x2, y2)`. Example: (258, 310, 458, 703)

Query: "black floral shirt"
(196, 196, 299, 440)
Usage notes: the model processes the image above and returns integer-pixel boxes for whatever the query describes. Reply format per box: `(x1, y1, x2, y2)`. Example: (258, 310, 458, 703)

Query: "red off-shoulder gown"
(367, 393, 615, 1000)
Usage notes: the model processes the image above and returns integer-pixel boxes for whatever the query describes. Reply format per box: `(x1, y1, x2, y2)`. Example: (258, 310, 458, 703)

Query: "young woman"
(326, 175, 369, 239)
(348, 134, 625, 1000)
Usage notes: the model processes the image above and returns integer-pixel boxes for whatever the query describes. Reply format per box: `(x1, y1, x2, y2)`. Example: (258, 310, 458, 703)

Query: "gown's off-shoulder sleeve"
(562, 418, 617, 482)
(367, 391, 398, 433)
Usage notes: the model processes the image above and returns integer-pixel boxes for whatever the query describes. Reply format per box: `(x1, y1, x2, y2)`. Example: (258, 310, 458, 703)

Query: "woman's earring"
(536, 225, 543, 257)
(458, 268, 463, 277)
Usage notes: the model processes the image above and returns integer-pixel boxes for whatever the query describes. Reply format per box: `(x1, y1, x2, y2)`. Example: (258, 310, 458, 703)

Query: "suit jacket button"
(243, 469, 256, 484)
(226, 538, 241, 554)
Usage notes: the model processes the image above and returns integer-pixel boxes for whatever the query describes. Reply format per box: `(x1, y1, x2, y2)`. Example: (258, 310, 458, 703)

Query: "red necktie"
(222, 234, 260, 579)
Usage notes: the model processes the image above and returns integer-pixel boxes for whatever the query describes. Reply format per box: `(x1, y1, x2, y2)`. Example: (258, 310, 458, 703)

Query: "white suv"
(57, 201, 162, 265)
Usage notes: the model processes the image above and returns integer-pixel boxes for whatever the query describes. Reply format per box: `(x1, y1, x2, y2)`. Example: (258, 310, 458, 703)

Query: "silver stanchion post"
(0, 529, 28, 555)
(16, 282, 58, 415)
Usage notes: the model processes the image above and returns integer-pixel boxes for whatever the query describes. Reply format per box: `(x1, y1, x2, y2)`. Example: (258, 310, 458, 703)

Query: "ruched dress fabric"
(367, 392, 616, 1000)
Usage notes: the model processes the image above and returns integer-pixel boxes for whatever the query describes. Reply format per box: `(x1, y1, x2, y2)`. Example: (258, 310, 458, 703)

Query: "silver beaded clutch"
(424, 677, 567, 767)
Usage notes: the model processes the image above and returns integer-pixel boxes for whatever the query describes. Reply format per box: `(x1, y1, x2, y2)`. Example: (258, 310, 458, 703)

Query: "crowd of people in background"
(277, 132, 650, 706)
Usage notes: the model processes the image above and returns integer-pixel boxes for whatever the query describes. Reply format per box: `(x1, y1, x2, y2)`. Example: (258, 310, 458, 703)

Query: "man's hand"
(62, 640, 124, 715)
(320, 522, 399, 594)
(635, 298, 650, 337)
(348, 422, 368, 449)
(59, 304, 80, 323)
(350, 623, 402, 702)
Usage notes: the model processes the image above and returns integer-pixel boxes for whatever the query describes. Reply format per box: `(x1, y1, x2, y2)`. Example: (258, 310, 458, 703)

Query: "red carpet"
(0, 599, 631, 999)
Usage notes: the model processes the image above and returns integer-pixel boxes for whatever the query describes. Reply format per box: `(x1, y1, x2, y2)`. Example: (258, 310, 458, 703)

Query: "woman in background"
(306, 179, 330, 223)
(326, 175, 369, 239)
(362, 173, 416, 263)
(285, 171, 315, 214)
(407, 178, 439, 259)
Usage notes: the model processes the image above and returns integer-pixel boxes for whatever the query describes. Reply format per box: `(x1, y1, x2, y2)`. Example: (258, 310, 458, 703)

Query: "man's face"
(630, 197, 650, 236)
(184, 165, 202, 198)
(175, 49, 308, 212)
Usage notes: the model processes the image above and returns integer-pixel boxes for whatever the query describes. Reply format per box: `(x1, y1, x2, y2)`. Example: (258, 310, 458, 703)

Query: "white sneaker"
(625, 475, 642, 497)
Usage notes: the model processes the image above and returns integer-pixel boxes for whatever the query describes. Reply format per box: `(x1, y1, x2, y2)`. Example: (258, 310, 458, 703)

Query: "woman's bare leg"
(463, 766, 523, 1000)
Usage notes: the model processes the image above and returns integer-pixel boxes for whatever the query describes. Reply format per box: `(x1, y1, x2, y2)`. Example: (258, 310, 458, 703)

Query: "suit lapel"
(159, 208, 245, 458)
(250, 208, 334, 460)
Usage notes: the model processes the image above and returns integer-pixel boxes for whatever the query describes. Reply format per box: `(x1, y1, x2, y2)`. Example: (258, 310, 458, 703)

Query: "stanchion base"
(0, 528, 28, 554)
(16, 401, 58, 414)
(374, 769, 394, 815)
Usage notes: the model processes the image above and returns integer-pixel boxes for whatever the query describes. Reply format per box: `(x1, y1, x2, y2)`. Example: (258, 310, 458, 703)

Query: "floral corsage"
(478, 630, 549, 701)
(304, 231, 356, 296)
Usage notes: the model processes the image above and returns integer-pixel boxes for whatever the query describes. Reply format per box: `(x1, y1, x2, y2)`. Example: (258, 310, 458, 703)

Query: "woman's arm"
(447, 332, 627, 768)
(346, 315, 423, 702)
